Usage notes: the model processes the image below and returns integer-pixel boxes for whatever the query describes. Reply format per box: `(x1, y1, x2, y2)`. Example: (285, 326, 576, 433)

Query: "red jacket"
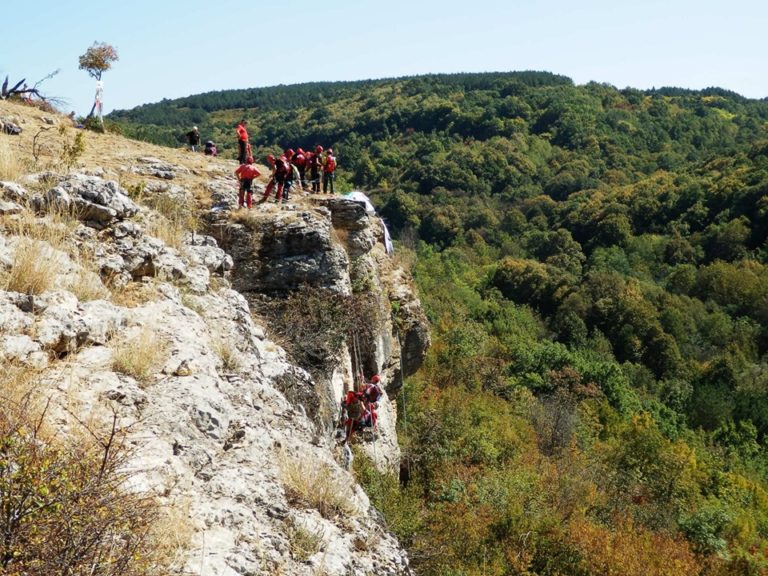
(235, 164, 261, 180)
(236, 123, 249, 142)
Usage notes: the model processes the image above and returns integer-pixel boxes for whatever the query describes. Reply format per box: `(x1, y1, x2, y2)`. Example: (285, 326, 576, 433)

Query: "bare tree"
(1, 70, 61, 103)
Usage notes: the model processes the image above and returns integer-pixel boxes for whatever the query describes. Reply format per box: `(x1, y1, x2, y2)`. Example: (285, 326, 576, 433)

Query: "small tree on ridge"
(78, 41, 119, 121)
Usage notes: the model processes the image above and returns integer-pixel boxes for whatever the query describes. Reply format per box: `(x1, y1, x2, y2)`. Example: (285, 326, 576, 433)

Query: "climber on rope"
(362, 374, 383, 407)
(340, 388, 369, 443)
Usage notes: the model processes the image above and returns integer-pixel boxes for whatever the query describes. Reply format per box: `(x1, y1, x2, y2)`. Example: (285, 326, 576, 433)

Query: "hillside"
(110, 72, 768, 573)
(0, 99, 429, 575)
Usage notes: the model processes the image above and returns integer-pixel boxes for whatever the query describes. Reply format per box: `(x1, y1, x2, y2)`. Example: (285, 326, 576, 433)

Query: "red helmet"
(266, 154, 275, 163)
(296, 148, 304, 155)
(370, 375, 380, 384)
(315, 145, 323, 153)
(327, 148, 333, 154)
(285, 148, 294, 158)
(245, 156, 254, 164)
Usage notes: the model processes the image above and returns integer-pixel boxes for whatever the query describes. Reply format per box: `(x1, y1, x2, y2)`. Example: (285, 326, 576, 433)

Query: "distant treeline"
(111, 71, 768, 575)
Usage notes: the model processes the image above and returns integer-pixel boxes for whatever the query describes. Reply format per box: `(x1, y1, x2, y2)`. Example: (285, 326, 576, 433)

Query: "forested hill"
(112, 72, 768, 574)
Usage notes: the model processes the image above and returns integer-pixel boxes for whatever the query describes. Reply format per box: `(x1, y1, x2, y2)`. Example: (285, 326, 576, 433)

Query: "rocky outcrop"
(210, 196, 430, 472)
(0, 170, 428, 575)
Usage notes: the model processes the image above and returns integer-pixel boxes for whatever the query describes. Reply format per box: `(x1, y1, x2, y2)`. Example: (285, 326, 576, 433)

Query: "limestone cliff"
(0, 102, 429, 576)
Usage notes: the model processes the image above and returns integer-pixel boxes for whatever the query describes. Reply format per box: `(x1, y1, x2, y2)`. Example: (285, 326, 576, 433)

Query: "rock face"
(0, 170, 430, 576)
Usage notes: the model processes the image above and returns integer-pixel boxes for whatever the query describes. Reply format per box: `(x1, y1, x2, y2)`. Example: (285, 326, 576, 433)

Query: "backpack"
(275, 157, 289, 177)
(326, 155, 337, 172)
(364, 384, 382, 403)
(344, 391, 365, 420)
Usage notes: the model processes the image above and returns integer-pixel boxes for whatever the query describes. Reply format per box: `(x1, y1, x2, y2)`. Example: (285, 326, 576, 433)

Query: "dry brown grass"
(142, 194, 200, 250)
(111, 326, 167, 384)
(0, 361, 42, 409)
(68, 267, 110, 301)
(108, 279, 163, 308)
(0, 203, 80, 254)
(285, 518, 325, 562)
(3, 238, 64, 295)
(211, 335, 241, 372)
(0, 137, 27, 181)
(146, 500, 193, 573)
(279, 452, 358, 519)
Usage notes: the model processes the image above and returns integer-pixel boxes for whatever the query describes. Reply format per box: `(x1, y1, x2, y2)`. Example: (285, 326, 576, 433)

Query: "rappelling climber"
(340, 388, 369, 443)
(362, 374, 383, 407)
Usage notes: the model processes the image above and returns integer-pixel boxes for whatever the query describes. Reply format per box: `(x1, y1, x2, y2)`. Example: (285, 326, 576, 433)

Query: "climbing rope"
(395, 326, 412, 484)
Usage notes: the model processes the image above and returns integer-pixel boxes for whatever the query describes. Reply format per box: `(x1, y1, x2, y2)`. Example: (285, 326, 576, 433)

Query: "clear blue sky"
(2, 0, 766, 116)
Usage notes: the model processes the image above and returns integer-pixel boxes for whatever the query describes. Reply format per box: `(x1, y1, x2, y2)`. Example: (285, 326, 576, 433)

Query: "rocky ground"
(0, 100, 429, 575)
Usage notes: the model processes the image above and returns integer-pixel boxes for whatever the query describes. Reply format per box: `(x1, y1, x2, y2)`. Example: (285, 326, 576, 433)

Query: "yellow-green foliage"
(58, 126, 86, 169)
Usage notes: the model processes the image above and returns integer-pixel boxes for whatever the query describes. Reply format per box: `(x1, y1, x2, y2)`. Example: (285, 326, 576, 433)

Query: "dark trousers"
(310, 168, 320, 192)
(323, 172, 335, 194)
(238, 140, 247, 164)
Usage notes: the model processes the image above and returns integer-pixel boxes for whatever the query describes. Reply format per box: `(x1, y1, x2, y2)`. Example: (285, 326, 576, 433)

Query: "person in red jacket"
(341, 389, 370, 443)
(235, 120, 251, 165)
(234, 156, 261, 209)
(260, 154, 277, 203)
(293, 148, 306, 189)
(323, 148, 337, 194)
(259, 154, 290, 203)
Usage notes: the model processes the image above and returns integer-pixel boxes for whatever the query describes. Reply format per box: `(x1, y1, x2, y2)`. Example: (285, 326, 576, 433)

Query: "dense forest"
(111, 72, 768, 575)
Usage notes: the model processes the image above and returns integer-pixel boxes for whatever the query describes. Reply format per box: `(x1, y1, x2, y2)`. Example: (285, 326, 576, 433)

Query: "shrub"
(0, 393, 170, 576)
(285, 518, 325, 562)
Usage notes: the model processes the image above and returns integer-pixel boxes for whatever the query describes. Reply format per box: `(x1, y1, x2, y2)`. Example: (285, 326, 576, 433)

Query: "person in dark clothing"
(310, 145, 323, 193)
(323, 148, 337, 194)
(186, 126, 200, 152)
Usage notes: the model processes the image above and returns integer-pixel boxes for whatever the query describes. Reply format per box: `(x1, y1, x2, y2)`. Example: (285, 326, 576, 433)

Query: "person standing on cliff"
(235, 120, 251, 165)
(234, 156, 261, 209)
(323, 148, 337, 194)
(310, 145, 323, 193)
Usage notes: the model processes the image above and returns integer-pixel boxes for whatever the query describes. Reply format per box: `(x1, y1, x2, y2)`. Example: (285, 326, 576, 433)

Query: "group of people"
(339, 375, 383, 443)
(234, 119, 338, 208)
(186, 126, 218, 156)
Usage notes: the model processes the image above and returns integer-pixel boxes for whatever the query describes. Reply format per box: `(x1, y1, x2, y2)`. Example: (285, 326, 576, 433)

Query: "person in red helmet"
(235, 120, 250, 165)
(323, 148, 337, 194)
(302, 150, 313, 190)
(340, 389, 368, 443)
(234, 156, 261, 209)
(293, 148, 306, 189)
(259, 154, 277, 204)
(310, 145, 324, 193)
